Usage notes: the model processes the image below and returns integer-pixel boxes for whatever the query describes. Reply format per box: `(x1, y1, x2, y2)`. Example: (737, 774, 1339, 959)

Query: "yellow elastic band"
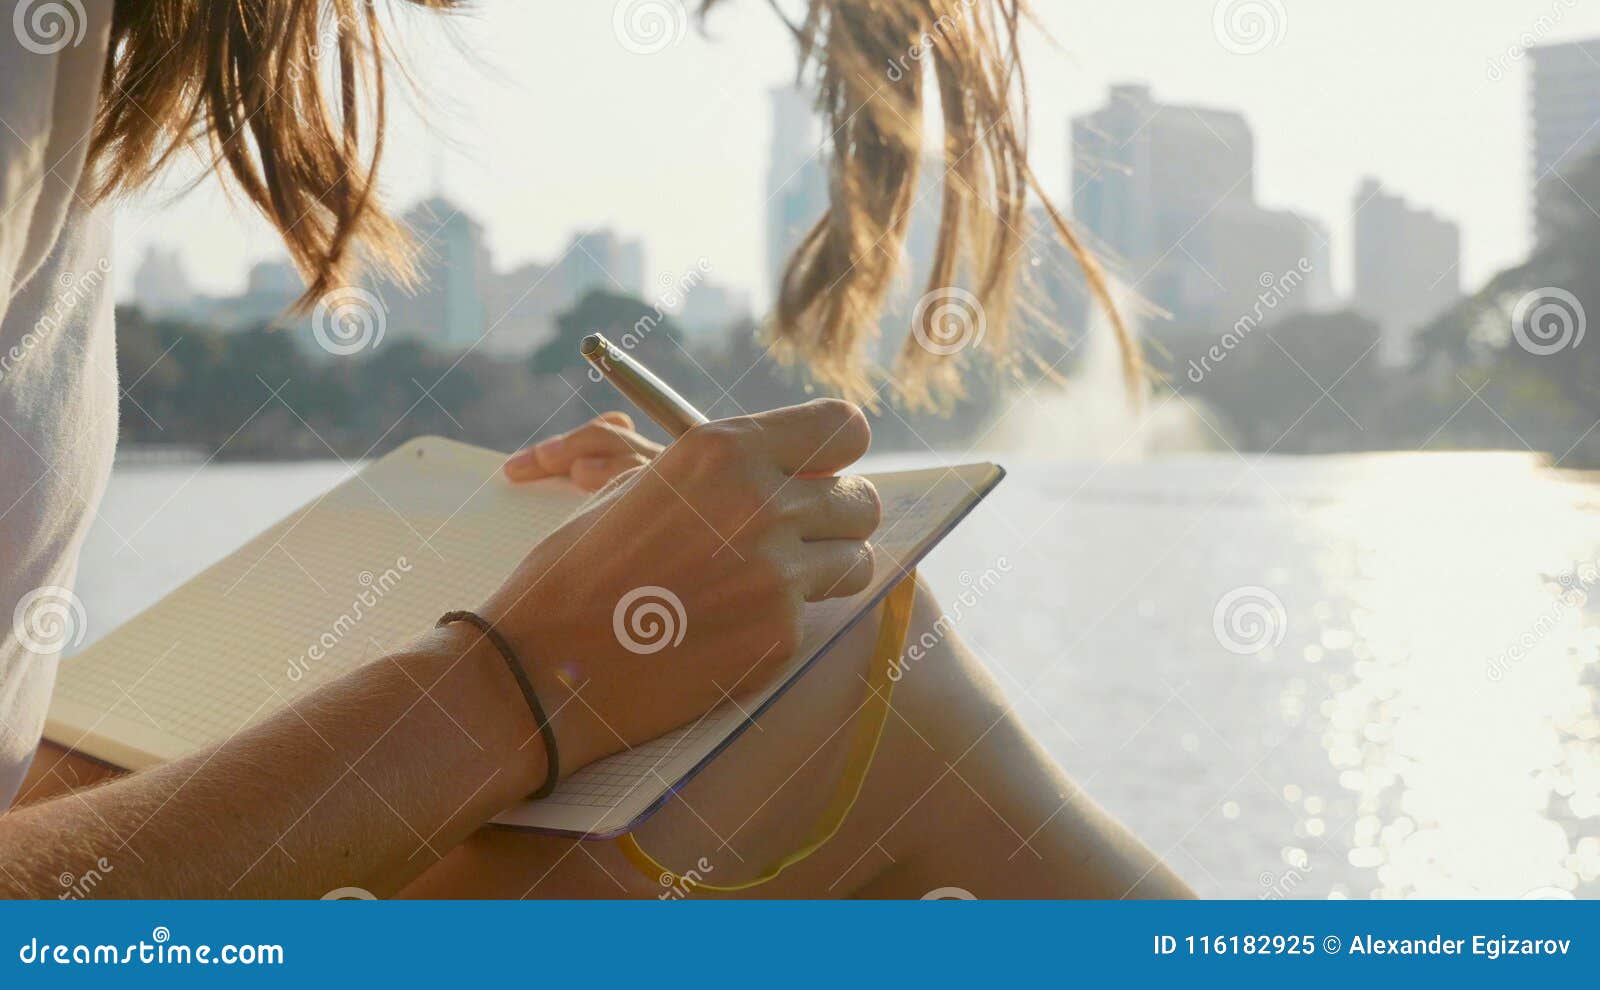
(617, 574, 918, 894)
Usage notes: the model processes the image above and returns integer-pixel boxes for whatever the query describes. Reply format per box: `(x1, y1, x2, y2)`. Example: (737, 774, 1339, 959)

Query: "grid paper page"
(46, 436, 1001, 837)
(47, 437, 586, 771)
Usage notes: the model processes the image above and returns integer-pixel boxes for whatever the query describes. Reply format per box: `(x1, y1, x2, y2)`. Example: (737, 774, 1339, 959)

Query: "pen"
(580, 333, 709, 438)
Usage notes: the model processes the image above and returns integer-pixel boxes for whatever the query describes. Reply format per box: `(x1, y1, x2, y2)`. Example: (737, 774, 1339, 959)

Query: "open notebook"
(46, 436, 1003, 838)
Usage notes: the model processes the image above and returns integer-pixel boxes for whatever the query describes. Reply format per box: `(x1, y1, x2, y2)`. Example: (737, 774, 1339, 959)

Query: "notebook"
(45, 436, 1003, 838)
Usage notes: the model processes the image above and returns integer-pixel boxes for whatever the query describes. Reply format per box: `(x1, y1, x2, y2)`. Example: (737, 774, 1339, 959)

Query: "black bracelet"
(436, 610, 560, 800)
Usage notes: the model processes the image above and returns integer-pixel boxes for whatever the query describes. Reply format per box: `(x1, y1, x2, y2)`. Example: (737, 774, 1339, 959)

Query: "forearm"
(0, 625, 542, 898)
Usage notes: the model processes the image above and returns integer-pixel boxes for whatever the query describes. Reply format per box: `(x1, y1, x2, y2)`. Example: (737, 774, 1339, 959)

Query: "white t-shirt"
(0, 0, 116, 808)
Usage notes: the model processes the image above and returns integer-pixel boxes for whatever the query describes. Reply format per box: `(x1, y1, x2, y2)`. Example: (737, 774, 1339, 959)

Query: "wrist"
(508, 617, 613, 779)
(424, 622, 553, 798)
(435, 615, 606, 787)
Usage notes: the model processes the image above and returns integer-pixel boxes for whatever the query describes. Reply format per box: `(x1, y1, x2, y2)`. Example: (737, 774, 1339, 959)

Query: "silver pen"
(580, 333, 709, 438)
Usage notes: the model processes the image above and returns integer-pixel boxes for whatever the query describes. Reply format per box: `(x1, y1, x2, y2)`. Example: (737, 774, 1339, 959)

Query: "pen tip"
(580, 333, 604, 357)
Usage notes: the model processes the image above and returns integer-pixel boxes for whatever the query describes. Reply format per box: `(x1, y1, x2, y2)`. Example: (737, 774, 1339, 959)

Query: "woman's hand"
(480, 399, 882, 776)
(502, 411, 662, 491)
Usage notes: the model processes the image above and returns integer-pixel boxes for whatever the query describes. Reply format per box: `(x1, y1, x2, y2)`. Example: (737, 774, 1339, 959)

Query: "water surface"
(72, 452, 1600, 899)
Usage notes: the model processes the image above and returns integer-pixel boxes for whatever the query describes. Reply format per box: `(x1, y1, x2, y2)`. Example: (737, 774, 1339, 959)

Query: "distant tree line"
(115, 289, 996, 461)
(122, 152, 1600, 468)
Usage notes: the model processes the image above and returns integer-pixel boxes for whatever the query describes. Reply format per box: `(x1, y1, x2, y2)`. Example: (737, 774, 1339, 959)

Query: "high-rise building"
(1071, 84, 1329, 326)
(1529, 38, 1600, 246)
(131, 246, 194, 317)
(484, 260, 562, 358)
(563, 229, 645, 298)
(232, 260, 303, 331)
(384, 196, 492, 350)
(1351, 178, 1461, 367)
(673, 279, 750, 345)
(1191, 202, 1335, 309)
(1074, 84, 1254, 264)
(136, 200, 665, 360)
(131, 248, 308, 333)
(481, 228, 649, 358)
(766, 85, 829, 299)
(246, 260, 303, 300)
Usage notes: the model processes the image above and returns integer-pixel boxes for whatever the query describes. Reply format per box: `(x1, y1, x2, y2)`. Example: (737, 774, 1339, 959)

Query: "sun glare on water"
(1308, 455, 1600, 898)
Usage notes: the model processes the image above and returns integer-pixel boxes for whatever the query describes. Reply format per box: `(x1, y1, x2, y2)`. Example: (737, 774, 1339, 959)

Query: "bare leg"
(402, 582, 1193, 899)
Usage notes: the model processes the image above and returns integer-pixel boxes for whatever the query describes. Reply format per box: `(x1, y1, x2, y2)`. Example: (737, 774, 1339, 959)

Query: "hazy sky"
(114, 0, 1600, 308)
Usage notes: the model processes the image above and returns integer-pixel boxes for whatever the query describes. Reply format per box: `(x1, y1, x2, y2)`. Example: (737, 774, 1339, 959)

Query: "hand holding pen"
(485, 334, 882, 774)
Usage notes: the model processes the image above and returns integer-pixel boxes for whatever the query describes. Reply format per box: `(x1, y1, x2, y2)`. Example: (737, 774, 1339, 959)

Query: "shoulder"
(0, 0, 113, 303)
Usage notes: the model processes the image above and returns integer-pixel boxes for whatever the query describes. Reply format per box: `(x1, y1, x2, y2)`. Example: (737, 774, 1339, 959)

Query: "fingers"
(790, 474, 880, 600)
(788, 475, 882, 541)
(569, 453, 652, 491)
(588, 463, 647, 503)
(798, 540, 876, 602)
(504, 414, 661, 483)
(744, 399, 871, 476)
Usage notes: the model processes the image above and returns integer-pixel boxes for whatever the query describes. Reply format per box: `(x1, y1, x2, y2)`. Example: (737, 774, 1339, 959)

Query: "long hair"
(89, 0, 1137, 408)
(90, 0, 457, 301)
(748, 0, 1138, 408)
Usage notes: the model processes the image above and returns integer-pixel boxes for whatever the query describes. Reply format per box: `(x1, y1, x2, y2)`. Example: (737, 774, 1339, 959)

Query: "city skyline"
(110, 2, 1600, 313)
(130, 198, 753, 359)
(133, 74, 1485, 364)
(1070, 83, 1336, 328)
